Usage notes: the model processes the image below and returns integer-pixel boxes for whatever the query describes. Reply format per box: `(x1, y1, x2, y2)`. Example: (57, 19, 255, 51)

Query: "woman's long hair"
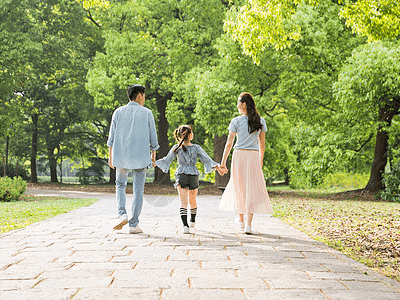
(239, 92, 263, 133)
(173, 125, 192, 153)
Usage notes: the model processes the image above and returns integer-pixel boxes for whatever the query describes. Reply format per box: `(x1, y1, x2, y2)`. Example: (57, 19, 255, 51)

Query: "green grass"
(0, 195, 97, 233)
(272, 193, 400, 282)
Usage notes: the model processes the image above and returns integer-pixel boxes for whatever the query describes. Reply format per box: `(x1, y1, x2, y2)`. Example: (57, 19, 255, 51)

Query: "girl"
(219, 92, 273, 234)
(155, 125, 225, 234)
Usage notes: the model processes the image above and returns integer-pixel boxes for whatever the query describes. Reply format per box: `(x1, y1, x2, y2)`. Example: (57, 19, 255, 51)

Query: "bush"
(380, 163, 400, 203)
(0, 161, 29, 180)
(76, 158, 106, 184)
(0, 176, 27, 202)
(322, 172, 369, 189)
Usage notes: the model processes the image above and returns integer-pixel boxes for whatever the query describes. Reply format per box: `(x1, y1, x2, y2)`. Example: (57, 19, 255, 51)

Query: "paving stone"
(319, 262, 362, 273)
(323, 290, 400, 300)
(161, 288, 245, 300)
(302, 251, 340, 260)
(134, 260, 200, 270)
(307, 271, 379, 282)
(74, 287, 161, 300)
(265, 278, 348, 290)
(0, 279, 37, 290)
(238, 269, 311, 280)
(243, 289, 328, 300)
(189, 275, 268, 289)
(173, 268, 236, 278)
(70, 262, 136, 271)
(37, 269, 113, 279)
(111, 271, 187, 289)
(200, 259, 263, 270)
(34, 277, 112, 289)
(0, 288, 78, 300)
(339, 280, 398, 292)
(0, 268, 43, 280)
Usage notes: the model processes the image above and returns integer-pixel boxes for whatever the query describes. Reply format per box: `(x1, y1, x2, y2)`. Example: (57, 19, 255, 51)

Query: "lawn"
(272, 192, 400, 282)
(0, 195, 97, 233)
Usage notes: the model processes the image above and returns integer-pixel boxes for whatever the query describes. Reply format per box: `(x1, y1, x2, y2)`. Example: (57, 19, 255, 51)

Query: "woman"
(219, 92, 273, 234)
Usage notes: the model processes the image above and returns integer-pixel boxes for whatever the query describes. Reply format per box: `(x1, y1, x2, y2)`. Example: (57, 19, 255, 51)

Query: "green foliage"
(380, 163, 400, 203)
(76, 157, 107, 184)
(334, 41, 400, 126)
(322, 172, 369, 190)
(0, 176, 27, 202)
(339, 0, 400, 43)
(195, 71, 241, 136)
(225, 0, 400, 63)
(0, 0, 43, 96)
(0, 161, 30, 180)
(86, 0, 226, 109)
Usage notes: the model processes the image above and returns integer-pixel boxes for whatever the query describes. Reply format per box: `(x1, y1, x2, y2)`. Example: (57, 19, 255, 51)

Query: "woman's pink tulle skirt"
(219, 149, 273, 214)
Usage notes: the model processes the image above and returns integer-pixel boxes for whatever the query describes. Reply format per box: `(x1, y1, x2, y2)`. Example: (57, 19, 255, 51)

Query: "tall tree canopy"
(334, 41, 400, 191)
(86, 0, 228, 183)
(225, 0, 400, 62)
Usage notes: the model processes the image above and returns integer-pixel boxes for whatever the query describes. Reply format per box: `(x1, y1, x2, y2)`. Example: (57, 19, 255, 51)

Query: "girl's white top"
(155, 144, 219, 176)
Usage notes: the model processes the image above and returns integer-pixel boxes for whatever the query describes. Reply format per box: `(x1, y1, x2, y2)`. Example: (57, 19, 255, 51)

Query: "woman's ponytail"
(239, 93, 263, 134)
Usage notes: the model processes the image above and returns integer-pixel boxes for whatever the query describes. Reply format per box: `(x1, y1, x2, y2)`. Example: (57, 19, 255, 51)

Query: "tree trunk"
(48, 149, 58, 183)
(5, 135, 9, 172)
(154, 91, 172, 185)
(30, 114, 38, 183)
(213, 134, 230, 187)
(364, 130, 388, 192)
(284, 167, 290, 185)
(364, 101, 400, 192)
(109, 167, 116, 184)
(2, 156, 5, 176)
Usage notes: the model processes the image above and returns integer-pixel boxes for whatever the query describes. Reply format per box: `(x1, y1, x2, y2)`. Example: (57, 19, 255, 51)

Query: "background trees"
(334, 41, 400, 192)
(223, 0, 400, 193)
(1, 0, 399, 196)
(86, 0, 228, 184)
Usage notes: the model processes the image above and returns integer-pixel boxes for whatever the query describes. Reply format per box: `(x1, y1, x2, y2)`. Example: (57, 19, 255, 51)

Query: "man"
(107, 84, 159, 234)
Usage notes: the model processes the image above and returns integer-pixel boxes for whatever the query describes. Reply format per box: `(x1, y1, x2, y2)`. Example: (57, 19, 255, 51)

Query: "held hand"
(216, 165, 228, 176)
(108, 158, 115, 169)
(220, 166, 228, 175)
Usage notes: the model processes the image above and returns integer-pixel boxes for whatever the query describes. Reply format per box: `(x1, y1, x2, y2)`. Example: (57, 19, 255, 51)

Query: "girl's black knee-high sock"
(180, 208, 188, 227)
(190, 207, 197, 223)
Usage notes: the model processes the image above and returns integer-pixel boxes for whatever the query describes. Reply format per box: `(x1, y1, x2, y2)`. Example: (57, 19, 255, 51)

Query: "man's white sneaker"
(129, 226, 143, 234)
(235, 217, 245, 231)
(189, 221, 195, 228)
(244, 225, 252, 234)
(113, 215, 128, 230)
(182, 226, 190, 234)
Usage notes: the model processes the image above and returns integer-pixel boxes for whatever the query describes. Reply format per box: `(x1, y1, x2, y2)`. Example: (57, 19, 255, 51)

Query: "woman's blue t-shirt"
(228, 115, 267, 150)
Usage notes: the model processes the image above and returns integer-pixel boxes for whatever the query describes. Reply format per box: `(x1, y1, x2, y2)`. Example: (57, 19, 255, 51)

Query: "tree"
(334, 41, 400, 192)
(268, 1, 371, 187)
(0, 0, 42, 97)
(224, 0, 400, 63)
(204, 1, 368, 188)
(86, 0, 227, 184)
(191, 33, 294, 184)
(7, 0, 103, 182)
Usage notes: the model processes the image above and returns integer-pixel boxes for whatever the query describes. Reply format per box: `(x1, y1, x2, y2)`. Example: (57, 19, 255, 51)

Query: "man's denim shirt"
(107, 101, 159, 170)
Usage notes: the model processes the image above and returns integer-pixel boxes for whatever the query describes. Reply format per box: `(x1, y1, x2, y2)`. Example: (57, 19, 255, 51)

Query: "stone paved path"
(1, 190, 400, 300)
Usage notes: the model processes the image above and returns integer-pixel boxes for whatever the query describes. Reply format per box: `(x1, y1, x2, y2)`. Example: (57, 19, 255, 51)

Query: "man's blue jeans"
(116, 168, 146, 228)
